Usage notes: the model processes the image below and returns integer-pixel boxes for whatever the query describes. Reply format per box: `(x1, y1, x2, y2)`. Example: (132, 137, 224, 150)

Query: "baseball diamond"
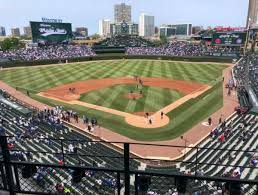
(0, 59, 227, 141)
(1, 1, 258, 194)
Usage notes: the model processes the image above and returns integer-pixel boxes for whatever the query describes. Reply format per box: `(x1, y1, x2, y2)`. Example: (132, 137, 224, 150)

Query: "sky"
(0, 0, 249, 35)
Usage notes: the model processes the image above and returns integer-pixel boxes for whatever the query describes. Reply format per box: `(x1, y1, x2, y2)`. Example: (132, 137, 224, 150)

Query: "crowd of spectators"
(203, 46, 240, 54)
(0, 38, 242, 62)
(126, 41, 241, 57)
(0, 45, 96, 61)
(233, 54, 258, 109)
(126, 41, 203, 56)
(93, 35, 154, 48)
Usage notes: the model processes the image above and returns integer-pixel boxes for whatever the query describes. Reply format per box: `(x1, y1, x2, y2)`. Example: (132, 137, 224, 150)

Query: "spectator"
(0, 45, 96, 61)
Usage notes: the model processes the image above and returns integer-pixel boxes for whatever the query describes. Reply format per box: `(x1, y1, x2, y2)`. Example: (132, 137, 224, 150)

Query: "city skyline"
(1, 0, 248, 35)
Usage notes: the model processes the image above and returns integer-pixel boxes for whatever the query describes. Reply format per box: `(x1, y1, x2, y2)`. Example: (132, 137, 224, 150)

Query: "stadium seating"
(92, 35, 154, 52)
(0, 95, 137, 194)
(0, 89, 257, 194)
(234, 55, 258, 112)
(126, 41, 241, 57)
(0, 45, 96, 61)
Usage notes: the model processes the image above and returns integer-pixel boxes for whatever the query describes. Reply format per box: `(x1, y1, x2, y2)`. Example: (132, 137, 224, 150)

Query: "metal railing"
(0, 136, 258, 195)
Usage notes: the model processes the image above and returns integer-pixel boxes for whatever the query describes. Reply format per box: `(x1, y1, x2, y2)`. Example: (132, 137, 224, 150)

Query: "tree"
(0, 37, 22, 51)
(90, 34, 101, 40)
(20, 35, 32, 40)
(152, 36, 168, 47)
(160, 35, 168, 45)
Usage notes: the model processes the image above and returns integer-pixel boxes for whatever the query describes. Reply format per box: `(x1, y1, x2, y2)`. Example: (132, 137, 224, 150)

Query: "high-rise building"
(247, 0, 258, 27)
(0, 26, 6, 36)
(139, 13, 155, 37)
(114, 3, 131, 23)
(160, 24, 192, 37)
(99, 19, 111, 37)
(159, 24, 192, 38)
(23, 26, 32, 37)
(11, 28, 20, 37)
(75, 27, 88, 37)
(159, 26, 177, 37)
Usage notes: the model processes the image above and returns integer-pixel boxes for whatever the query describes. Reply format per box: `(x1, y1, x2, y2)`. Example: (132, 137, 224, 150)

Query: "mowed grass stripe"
(101, 60, 129, 78)
(87, 61, 124, 79)
(175, 63, 193, 81)
(102, 85, 126, 108)
(39, 65, 76, 88)
(190, 63, 224, 82)
(124, 60, 151, 112)
(143, 87, 167, 111)
(28, 66, 66, 90)
(111, 60, 141, 77)
(4, 65, 71, 84)
(142, 61, 155, 111)
(158, 61, 177, 108)
(179, 63, 201, 82)
(167, 62, 183, 80)
(83, 86, 114, 106)
(34, 67, 79, 90)
(9, 65, 78, 89)
(201, 63, 225, 74)
(163, 61, 173, 78)
(132, 60, 153, 111)
(107, 62, 143, 112)
(11, 61, 112, 89)
(147, 61, 164, 78)
(126, 60, 147, 78)
(189, 64, 216, 82)
(0, 60, 225, 92)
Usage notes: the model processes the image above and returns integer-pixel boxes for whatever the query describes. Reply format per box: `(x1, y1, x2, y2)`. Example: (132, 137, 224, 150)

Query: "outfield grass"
(79, 84, 183, 113)
(0, 60, 227, 141)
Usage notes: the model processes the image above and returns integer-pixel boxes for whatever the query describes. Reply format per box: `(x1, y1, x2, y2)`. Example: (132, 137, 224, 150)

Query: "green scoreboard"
(212, 32, 247, 46)
(30, 21, 73, 44)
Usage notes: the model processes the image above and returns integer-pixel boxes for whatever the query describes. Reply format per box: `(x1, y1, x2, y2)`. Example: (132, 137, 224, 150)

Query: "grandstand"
(234, 55, 258, 114)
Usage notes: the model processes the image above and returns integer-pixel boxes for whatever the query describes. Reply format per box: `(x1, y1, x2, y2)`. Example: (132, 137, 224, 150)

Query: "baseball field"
(0, 60, 227, 141)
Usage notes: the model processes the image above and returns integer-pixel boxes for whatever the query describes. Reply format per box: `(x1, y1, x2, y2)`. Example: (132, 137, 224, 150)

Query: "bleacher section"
(92, 35, 154, 53)
(234, 55, 258, 113)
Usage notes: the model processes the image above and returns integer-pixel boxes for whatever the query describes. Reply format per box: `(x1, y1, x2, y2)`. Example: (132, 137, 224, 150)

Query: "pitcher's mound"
(125, 92, 143, 100)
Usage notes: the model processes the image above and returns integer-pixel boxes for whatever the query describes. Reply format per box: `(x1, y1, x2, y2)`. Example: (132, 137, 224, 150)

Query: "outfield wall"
(0, 54, 235, 68)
